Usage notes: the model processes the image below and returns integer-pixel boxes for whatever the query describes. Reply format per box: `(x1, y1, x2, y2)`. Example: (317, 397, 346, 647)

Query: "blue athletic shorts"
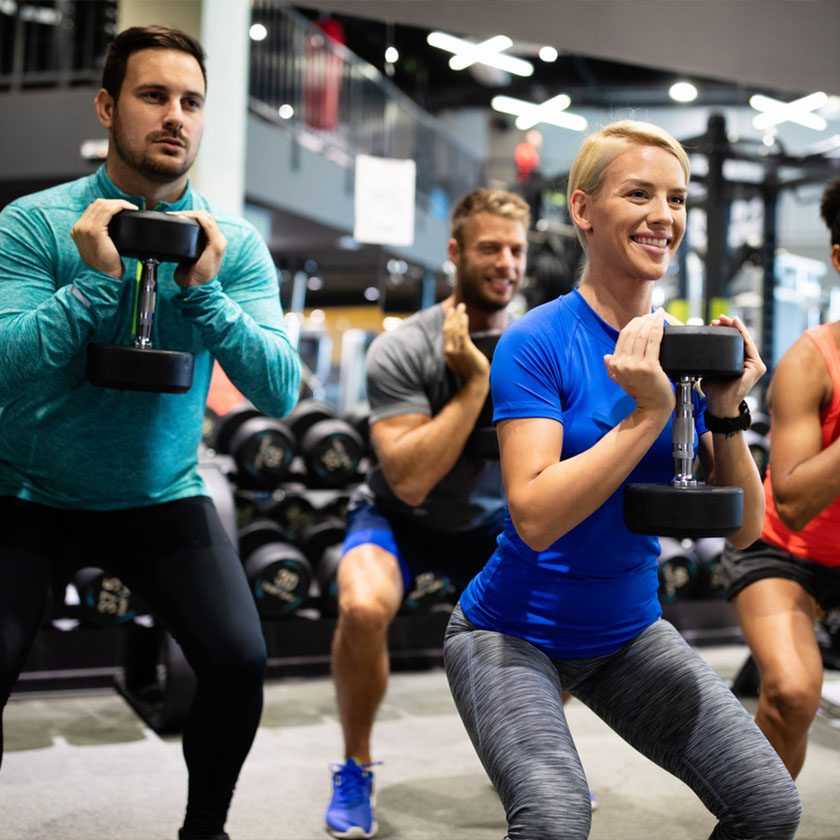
(341, 497, 505, 592)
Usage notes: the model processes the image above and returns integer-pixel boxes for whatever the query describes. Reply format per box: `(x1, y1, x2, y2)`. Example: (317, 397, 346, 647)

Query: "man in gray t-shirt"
(325, 189, 530, 839)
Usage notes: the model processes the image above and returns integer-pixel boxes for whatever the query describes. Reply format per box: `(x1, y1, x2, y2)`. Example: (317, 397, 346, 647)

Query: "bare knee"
(336, 545, 402, 636)
(761, 670, 821, 730)
(338, 597, 396, 636)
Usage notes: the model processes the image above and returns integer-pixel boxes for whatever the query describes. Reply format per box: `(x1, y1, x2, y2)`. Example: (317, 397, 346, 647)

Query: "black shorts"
(721, 538, 840, 612)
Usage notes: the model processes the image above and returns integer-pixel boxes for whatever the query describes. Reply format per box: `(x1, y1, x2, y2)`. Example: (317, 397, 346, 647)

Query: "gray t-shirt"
(356, 304, 505, 532)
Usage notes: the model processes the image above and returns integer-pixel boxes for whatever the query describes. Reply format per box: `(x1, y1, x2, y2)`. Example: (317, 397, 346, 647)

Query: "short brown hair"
(820, 177, 840, 246)
(102, 25, 207, 101)
(450, 188, 530, 246)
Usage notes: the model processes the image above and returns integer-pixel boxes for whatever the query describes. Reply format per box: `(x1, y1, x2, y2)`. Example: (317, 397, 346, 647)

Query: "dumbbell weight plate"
(694, 536, 728, 599)
(72, 567, 144, 626)
(229, 417, 296, 489)
(401, 570, 457, 614)
(659, 326, 743, 378)
(300, 419, 364, 488)
(87, 343, 194, 394)
(213, 404, 263, 454)
(243, 542, 312, 617)
(624, 483, 743, 538)
(657, 537, 700, 603)
(264, 486, 318, 541)
(284, 400, 336, 443)
(108, 209, 206, 262)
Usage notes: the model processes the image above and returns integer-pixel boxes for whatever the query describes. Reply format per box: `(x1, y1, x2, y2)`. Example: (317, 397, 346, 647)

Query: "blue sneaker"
(325, 758, 379, 838)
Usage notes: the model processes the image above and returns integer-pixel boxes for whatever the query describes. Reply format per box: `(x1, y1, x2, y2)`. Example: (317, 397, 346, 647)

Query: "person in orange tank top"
(721, 175, 840, 778)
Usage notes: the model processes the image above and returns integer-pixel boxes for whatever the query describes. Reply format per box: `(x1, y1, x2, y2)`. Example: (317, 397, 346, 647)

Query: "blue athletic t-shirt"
(459, 289, 707, 658)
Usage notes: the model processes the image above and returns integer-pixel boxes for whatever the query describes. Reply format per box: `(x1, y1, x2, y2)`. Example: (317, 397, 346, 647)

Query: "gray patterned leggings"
(444, 605, 801, 840)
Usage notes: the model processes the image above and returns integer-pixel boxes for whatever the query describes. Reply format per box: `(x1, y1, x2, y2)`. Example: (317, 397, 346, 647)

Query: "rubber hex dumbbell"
(624, 326, 745, 538)
(214, 403, 296, 490)
(87, 210, 206, 393)
(694, 536, 728, 599)
(71, 567, 146, 626)
(462, 331, 503, 459)
(238, 519, 312, 617)
(656, 537, 700, 603)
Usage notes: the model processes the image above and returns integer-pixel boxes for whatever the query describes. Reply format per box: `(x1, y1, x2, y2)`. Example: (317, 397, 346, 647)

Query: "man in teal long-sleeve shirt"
(0, 25, 300, 840)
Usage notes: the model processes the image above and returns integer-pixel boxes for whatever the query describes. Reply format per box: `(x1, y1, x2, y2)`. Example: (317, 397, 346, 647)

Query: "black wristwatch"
(704, 400, 751, 437)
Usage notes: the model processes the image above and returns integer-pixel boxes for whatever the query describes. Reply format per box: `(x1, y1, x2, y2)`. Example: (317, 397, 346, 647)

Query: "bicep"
(498, 416, 563, 502)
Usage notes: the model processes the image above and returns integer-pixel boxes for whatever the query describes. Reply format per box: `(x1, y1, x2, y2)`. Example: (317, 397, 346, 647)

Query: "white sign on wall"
(354, 154, 416, 247)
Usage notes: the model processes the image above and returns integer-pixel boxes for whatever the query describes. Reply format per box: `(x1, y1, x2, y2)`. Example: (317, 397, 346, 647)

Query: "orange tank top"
(761, 323, 840, 566)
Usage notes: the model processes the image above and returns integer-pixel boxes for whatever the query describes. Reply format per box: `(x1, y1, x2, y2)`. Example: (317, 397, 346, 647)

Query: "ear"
(832, 243, 840, 276)
(447, 237, 461, 265)
(94, 88, 115, 130)
(569, 189, 592, 232)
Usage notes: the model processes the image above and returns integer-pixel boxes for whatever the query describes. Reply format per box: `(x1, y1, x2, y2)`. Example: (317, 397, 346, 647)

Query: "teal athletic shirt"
(0, 166, 300, 509)
(459, 290, 708, 658)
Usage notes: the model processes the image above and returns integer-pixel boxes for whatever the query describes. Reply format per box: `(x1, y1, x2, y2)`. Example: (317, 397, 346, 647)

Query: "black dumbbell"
(694, 537, 728, 599)
(284, 399, 337, 442)
(214, 403, 296, 490)
(341, 403, 373, 460)
(238, 519, 312, 617)
(71, 567, 145, 626)
(463, 331, 502, 459)
(744, 429, 770, 483)
(624, 326, 745, 538)
(400, 570, 457, 615)
(299, 517, 346, 617)
(86, 210, 205, 393)
(300, 418, 364, 488)
(657, 537, 700, 603)
(264, 483, 318, 542)
(751, 410, 771, 438)
(320, 490, 352, 523)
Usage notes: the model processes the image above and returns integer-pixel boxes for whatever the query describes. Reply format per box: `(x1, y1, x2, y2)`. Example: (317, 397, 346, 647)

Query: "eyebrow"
(135, 83, 205, 100)
(620, 178, 687, 193)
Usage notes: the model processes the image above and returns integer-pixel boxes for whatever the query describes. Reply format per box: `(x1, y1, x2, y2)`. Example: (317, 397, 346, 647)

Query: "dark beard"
(111, 114, 191, 183)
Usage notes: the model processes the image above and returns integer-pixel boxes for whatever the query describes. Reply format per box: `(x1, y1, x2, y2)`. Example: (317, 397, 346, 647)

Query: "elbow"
(511, 510, 552, 552)
(775, 500, 810, 533)
(391, 480, 428, 508)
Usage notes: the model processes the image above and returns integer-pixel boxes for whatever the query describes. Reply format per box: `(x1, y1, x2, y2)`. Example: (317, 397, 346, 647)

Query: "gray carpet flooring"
(3, 645, 840, 840)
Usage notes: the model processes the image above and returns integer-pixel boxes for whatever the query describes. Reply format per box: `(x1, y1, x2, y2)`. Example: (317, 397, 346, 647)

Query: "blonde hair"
(568, 120, 690, 249)
(450, 188, 530, 246)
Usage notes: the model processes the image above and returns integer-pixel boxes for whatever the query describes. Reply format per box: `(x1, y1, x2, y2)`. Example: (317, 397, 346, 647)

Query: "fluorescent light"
(539, 46, 558, 63)
(492, 93, 586, 132)
(750, 91, 828, 131)
(669, 82, 698, 103)
(428, 30, 533, 77)
(385, 46, 399, 63)
(277, 104, 294, 119)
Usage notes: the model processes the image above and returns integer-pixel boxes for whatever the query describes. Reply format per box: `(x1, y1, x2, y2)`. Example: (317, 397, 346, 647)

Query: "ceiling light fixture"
(669, 81, 698, 103)
(427, 31, 534, 77)
(750, 91, 828, 131)
(491, 93, 587, 131)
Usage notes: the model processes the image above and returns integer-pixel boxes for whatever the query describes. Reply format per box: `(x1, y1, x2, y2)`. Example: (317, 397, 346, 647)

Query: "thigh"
(575, 620, 796, 826)
(444, 606, 591, 840)
(732, 577, 822, 695)
(116, 498, 264, 671)
(337, 543, 404, 619)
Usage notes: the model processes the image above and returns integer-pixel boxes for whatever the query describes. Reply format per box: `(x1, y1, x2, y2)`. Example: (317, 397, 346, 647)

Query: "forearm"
(0, 269, 124, 399)
(511, 410, 667, 551)
(379, 377, 489, 506)
(173, 281, 301, 418)
(706, 432, 765, 546)
(772, 437, 840, 531)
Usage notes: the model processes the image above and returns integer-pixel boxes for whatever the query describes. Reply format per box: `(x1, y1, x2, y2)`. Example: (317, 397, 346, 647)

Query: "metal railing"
(248, 2, 483, 214)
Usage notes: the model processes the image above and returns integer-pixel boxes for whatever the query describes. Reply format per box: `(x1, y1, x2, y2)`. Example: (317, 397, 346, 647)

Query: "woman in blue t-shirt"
(444, 121, 801, 839)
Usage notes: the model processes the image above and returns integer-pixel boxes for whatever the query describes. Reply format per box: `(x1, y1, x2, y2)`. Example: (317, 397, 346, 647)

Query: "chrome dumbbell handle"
(671, 376, 697, 487)
(134, 257, 159, 349)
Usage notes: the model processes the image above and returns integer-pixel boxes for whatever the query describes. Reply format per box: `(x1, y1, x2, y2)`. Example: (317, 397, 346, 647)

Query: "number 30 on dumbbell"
(624, 325, 745, 539)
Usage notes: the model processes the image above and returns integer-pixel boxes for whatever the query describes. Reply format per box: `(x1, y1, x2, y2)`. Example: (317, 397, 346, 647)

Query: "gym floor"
(3, 645, 840, 840)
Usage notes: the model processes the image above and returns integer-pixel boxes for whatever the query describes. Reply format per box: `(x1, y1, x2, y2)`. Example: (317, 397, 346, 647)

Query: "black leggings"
(0, 495, 266, 838)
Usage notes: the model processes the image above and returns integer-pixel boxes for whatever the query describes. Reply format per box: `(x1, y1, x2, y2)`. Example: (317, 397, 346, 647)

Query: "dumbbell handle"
(135, 258, 159, 349)
(672, 376, 697, 486)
